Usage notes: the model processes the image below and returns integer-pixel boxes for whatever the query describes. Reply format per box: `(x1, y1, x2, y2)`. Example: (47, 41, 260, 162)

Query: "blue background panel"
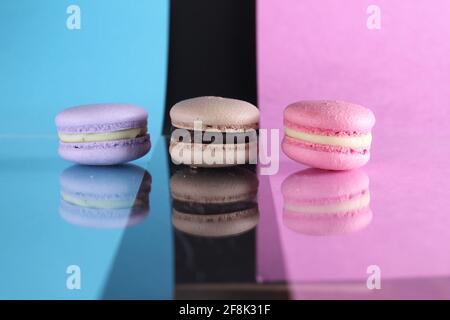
(0, 0, 169, 141)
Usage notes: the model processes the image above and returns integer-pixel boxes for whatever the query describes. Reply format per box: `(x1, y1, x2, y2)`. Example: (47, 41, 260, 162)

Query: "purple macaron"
(55, 104, 151, 165)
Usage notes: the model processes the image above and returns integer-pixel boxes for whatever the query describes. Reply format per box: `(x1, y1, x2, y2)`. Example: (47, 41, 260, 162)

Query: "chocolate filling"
(172, 129, 258, 145)
(172, 199, 256, 215)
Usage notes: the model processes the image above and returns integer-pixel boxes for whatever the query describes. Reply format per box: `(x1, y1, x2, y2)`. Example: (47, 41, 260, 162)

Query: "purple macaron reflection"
(59, 164, 151, 228)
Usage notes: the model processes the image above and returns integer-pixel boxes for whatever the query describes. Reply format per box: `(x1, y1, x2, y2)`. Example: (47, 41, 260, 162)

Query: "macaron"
(282, 100, 375, 170)
(169, 96, 259, 167)
(59, 164, 151, 228)
(55, 103, 151, 165)
(170, 167, 259, 237)
(281, 168, 372, 236)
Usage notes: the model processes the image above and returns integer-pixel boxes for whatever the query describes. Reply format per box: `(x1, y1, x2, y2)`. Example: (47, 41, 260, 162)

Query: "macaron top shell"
(170, 96, 259, 131)
(172, 209, 259, 238)
(170, 167, 258, 204)
(281, 168, 369, 201)
(284, 100, 375, 133)
(55, 103, 148, 133)
(283, 208, 372, 236)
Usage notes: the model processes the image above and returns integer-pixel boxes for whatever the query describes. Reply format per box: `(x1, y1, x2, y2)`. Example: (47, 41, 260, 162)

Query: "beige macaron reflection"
(171, 166, 259, 238)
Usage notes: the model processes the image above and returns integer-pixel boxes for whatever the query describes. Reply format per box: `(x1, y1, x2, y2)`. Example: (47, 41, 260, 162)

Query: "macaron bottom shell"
(282, 136, 370, 171)
(59, 135, 151, 165)
(169, 140, 257, 167)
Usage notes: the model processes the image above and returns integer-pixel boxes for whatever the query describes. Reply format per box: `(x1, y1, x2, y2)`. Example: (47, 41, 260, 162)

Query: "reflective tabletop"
(1, 132, 450, 299)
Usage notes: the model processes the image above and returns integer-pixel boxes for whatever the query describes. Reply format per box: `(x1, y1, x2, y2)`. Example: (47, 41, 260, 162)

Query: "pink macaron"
(281, 168, 372, 236)
(282, 100, 375, 170)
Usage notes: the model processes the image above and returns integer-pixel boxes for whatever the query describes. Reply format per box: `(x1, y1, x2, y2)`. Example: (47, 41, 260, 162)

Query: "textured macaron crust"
(282, 100, 375, 170)
(170, 167, 259, 237)
(281, 168, 372, 236)
(169, 96, 259, 167)
(56, 104, 151, 165)
(172, 210, 258, 238)
(170, 96, 259, 131)
(59, 164, 151, 228)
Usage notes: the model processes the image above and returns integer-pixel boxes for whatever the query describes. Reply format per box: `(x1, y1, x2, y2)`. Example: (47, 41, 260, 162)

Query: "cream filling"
(62, 193, 143, 209)
(284, 193, 370, 214)
(285, 127, 371, 148)
(59, 128, 146, 143)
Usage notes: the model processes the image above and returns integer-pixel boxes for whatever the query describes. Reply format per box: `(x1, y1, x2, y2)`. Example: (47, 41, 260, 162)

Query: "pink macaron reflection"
(281, 169, 372, 236)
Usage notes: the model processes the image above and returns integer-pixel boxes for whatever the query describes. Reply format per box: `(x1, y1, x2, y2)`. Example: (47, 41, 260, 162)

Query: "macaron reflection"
(59, 164, 151, 228)
(170, 167, 259, 238)
(281, 169, 372, 236)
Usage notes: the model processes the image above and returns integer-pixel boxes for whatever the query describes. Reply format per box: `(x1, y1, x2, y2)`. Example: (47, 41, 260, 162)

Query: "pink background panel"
(256, 0, 450, 292)
(258, 0, 450, 132)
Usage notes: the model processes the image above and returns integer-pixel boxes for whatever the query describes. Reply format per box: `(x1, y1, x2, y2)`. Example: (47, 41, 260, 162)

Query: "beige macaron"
(169, 96, 259, 167)
(170, 167, 259, 237)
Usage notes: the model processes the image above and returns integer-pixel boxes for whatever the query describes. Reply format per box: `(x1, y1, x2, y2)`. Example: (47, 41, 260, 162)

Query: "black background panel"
(164, 0, 257, 135)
